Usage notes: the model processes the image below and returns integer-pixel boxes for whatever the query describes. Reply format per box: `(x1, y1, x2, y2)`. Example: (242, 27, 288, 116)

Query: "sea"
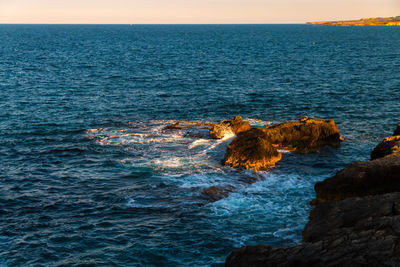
(0, 24, 399, 266)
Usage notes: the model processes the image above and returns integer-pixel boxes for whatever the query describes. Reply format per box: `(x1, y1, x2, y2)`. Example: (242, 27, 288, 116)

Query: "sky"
(0, 0, 399, 24)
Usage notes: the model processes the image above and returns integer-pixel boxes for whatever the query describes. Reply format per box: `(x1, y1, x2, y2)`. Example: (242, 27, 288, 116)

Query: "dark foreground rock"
(226, 193, 400, 267)
(313, 124, 400, 204)
(226, 123, 400, 267)
(313, 154, 400, 204)
(209, 115, 251, 139)
(223, 129, 282, 171)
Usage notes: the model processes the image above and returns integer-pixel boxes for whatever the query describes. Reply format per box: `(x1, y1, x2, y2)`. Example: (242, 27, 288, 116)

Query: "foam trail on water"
(188, 139, 210, 149)
(86, 120, 235, 176)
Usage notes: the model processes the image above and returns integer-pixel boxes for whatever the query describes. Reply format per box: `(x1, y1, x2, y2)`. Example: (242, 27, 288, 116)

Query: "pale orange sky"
(0, 0, 399, 24)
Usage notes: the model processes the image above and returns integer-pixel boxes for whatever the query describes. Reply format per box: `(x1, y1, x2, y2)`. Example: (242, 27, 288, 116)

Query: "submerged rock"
(223, 129, 282, 171)
(260, 117, 343, 153)
(209, 115, 250, 139)
(225, 123, 400, 266)
(201, 185, 235, 202)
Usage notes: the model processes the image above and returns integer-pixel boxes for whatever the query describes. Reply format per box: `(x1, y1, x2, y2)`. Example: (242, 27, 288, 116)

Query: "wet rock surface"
(222, 129, 282, 171)
(209, 115, 251, 139)
(226, 123, 400, 267)
(313, 123, 400, 204)
(313, 154, 400, 204)
(371, 124, 400, 160)
(260, 117, 343, 153)
(371, 136, 400, 160)
(222, 117, 343, 171)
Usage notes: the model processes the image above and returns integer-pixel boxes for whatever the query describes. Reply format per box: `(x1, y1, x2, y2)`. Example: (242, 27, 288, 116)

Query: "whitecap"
(188, 139, 210, 149)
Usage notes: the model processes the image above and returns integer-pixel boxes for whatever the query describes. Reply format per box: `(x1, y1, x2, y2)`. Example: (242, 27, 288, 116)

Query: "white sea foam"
(152, 157, 183, 169)
(187, 139, 210, 149)
(210, 172, 315, 214)
(244, 118, 272, 127)
(166, 172, 230, 188)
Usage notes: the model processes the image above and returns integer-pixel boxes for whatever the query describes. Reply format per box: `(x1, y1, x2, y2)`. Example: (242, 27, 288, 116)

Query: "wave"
(86, 120, 233, 175)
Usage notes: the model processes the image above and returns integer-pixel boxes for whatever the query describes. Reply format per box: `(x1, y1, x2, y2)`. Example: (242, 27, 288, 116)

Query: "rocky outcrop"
(226, 123, 400, 267)
(226, 193, 400, 267)
(313, 124, 400, 204)
(260, 117, 343, 153)
(371, 136, 400, 160)
(371, 124, 400, 160)
(223, 129, 282, 171)
(170, 117, 343, 172)
(222, 117, 343, 171)
(312, 154, 400, 204)
(209, 116, 251, 139)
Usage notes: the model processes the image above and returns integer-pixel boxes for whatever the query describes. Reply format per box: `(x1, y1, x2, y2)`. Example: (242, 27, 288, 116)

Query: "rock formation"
(260, 117, 343, 153)
(371, 136, 400, 160)
(168, 117, 343, 172)
(223, 117, 343, 171)
(226, 123, 400, 267)
(313, 124, 400, 204)
(223, 129, 282, 171)
(209, 115, 251, 139)
(312, 154, 400, 205)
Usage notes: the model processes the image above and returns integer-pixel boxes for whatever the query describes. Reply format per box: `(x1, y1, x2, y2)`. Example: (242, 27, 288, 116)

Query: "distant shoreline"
(307, 15, 400, 26)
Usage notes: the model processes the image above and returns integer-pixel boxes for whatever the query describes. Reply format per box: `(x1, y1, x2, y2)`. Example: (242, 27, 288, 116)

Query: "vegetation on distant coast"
(307, 15, 400, 26)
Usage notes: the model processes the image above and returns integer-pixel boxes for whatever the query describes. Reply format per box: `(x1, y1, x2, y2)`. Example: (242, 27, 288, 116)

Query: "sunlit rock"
(260, 117, 343, 153)
(223, 129, 282, 171)
(371, 124, 400, 160)
(209, 115, 250, 139)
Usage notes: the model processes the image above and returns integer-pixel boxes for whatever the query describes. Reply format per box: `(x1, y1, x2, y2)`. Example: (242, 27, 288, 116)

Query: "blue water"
(1, 24, 400, 266)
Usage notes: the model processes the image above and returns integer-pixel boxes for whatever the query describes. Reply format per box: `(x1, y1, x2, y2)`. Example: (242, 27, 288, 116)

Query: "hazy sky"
(0, 0, 399, 24)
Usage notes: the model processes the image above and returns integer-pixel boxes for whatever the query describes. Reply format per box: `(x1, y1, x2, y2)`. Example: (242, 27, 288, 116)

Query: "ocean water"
(0, 24, 399, 266)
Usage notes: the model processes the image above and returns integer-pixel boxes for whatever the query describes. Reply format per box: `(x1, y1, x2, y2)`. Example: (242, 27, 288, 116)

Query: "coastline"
(226, 123, 400, 266)
(307, 15, 400, 26)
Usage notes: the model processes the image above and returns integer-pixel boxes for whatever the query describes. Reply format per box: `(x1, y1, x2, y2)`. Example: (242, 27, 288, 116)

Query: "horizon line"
(0, 22, 309, 25)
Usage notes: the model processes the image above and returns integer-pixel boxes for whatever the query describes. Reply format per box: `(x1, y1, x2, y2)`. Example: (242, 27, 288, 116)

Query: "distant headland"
(307, 15, 400, 26)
